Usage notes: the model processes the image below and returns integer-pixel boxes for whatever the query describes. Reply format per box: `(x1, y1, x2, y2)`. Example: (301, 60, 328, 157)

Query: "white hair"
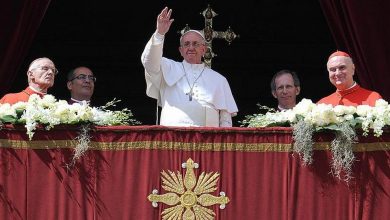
(28, 57, 53, 71)
(27, 57, 54, 84)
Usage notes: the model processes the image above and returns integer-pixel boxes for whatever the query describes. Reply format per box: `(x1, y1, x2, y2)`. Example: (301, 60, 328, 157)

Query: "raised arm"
(141, 7, 175, 73)
(141, 7, 175, 99)
(156, 7, 174, 35)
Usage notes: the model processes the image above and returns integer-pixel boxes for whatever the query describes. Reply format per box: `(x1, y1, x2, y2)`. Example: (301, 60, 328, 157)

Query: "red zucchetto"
(328, 50, 351, 60)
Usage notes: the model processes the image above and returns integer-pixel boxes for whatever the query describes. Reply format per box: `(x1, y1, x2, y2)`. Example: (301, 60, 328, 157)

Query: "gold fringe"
(1, 139, 390, 152)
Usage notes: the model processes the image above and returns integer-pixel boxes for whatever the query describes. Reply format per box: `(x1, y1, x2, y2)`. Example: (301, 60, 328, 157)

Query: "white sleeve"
(219, 110, 233, 127)
(141, 32, 164, 76)
(141, 33, 165, 100)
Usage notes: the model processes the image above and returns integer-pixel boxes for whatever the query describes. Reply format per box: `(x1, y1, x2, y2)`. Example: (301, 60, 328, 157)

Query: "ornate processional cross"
(179, 4, 239, 67)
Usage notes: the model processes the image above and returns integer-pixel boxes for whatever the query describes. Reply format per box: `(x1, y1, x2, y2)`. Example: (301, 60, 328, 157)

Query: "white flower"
(70, 103, 93, 122)
(0, 103, 16, 118)
(305, 104, 337, 126)
(91, 108, 115, 125)
(333, 105, 356, 116)
(28, 94, 41, 103)
(244, 98, 389, 137)
(345, 106, 356, 115)
(372, 106, 386, 118)
(265, 112, 284, 123)
(375, 99, 388, 108)
(292, 98, 316, 117)
(1, 96, 134, 140)
(356, 105, 372, 117)
(284, 109, 297, 123)
(53, 101, 73, 123)
(372, 119, 385, 137)
(40, 95, 57, 106)
(11, 102, 27, 112)
(343, 114, 355, 122)
(25, 121, 37, 140)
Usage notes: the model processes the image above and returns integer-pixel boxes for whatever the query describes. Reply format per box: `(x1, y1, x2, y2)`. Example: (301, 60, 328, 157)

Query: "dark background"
(10, 0, 336, 125)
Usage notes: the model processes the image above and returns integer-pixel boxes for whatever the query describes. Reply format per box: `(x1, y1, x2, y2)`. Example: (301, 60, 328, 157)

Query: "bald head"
(27, 57, 56, 92)
(327, 55, 355, 90)
(28, 57, 54, 71)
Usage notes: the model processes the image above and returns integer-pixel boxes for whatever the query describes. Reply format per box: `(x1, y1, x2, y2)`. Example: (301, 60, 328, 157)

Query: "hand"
(156, 7, 174, 35)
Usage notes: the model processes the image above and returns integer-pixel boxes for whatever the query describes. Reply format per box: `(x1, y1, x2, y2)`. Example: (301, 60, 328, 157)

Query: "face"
(327, 56, 355, 90)
(272, 73, 300, 109)
(179, 32, 207, 64)
(28, 58, 56, 89)
(67, 67, 95, 100)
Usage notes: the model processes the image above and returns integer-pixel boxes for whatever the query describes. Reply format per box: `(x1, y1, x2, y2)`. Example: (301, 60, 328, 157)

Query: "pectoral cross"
(186, 91, 194, 101)
(179, 4, 239, 67)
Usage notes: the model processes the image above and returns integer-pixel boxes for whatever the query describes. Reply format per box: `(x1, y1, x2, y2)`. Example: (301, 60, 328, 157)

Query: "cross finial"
(179, 5, 239, 67)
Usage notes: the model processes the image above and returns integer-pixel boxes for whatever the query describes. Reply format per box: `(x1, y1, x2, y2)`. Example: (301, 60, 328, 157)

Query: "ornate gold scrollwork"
(148, 158, 230, 220)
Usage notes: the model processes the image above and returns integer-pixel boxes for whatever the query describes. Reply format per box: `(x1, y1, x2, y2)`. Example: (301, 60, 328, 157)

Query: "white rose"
(11, 102, 27, 111)
(42, 95, 56, 104)
(28, 94, 41, 103)
(293, 99, 316, 117)
(333, 105, 348, 116)
(345, 106, 357, 115)
(375, 99, 388, 108)
(0, 103, 17, 117)
(356, 105, 372, 117)
(309, 104, 337, 126)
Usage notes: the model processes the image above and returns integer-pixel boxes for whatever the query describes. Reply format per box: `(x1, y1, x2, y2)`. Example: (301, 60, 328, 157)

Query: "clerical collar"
(336, 82, 359, 97)
(29, 86, 47, 95)
(182, 60, 205, 75)
(337, 82, 357, 92)
(278, 105, 289, 111)
(71, 98, 90, 104)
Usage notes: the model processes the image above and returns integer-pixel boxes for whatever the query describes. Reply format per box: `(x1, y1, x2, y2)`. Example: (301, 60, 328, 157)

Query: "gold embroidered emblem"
(148, 158, 230, 220)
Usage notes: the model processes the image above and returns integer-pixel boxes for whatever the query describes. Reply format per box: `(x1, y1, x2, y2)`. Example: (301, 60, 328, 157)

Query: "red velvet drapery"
(1, 125, 389, 219)
(0, 0, 51, 95)
(319, 0, 390, 101)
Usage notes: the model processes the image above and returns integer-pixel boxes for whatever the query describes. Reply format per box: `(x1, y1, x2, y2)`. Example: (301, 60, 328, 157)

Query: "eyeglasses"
(69, 74, 96, 82)
(31, 66, 59, 75)
(181, 41, 205, 48)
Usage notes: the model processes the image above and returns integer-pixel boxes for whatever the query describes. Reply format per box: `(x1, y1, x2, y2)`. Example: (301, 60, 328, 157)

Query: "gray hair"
(27, 57, 53, 83)
(270, 69, 300, 92)
(28, 57, 52, 71)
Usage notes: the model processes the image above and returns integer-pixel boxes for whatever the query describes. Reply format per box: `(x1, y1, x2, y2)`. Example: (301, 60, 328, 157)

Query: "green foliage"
(240, 100, 384, 182)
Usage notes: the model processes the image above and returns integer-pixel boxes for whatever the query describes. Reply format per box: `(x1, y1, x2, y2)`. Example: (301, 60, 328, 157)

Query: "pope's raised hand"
(156, 7, 174, 36)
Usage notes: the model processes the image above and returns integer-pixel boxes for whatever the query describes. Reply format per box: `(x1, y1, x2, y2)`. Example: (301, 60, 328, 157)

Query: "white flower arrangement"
(0, 94, 139, 140)
(243, 98, 390, 136)
(242, 98, 390, 181)
(0, 95, 140, 166)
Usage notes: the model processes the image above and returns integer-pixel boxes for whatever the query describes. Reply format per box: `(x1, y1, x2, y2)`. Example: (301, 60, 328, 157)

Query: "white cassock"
(141, 33, 238, 127)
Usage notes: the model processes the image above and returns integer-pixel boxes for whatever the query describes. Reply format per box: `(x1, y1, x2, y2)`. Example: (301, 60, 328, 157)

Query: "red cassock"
(317, 84, 382, 106)
(0, 87, 44, 105)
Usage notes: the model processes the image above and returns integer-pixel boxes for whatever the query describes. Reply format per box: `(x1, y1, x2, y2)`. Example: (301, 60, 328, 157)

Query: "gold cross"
(179, 4, 239, 67)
